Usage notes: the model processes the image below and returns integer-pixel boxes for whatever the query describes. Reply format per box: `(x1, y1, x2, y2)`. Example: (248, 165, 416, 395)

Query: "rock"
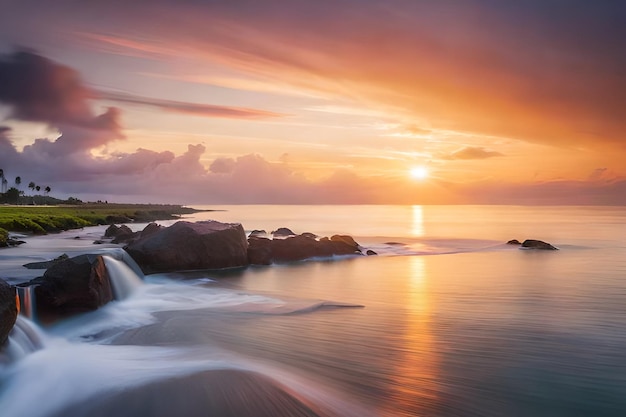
(31, 254, 114, 321)
(125, 221, 249, 274)
(271, 227, 296, 238)
(521, 239, 558, 250)
(248, 233, 362, 265)
(140, 222, 163, 238)
(301, 232, 318, 239)
(249, 229, 267, 237)
(330, 235, 359, 249)
(6, 238, 26, 247)
(366, 250, 378, 256)
(104, 224, 133, 238)
(507, 239, 521, 245)
(0, 278, 18, 345)
(23, 253, 69, 270)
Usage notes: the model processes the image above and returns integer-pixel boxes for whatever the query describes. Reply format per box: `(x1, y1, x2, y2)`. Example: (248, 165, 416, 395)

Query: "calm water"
(1, 205, 626, 416)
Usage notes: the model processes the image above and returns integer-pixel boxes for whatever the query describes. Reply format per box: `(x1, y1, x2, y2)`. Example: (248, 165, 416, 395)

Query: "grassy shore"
(0, 203, 202, 245)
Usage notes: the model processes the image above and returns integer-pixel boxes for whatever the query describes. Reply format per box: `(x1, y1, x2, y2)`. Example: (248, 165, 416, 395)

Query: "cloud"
(441, 146, 504, 160)
(209, 157, 235, 174)
(100, 91, 285, 120)
(0, 50, 121, 133)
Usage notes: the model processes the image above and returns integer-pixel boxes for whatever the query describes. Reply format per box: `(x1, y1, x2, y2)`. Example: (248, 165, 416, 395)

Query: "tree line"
(0, 168, 52, 203)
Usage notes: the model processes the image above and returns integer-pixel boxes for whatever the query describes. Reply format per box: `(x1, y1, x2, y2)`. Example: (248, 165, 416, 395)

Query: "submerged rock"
(248, 233, 362, 265)
(521, 239, 558, 250)
(507, 239, 521, 245)
(366, 250, 378, 256)
(125, 221, 249, 274)
(28, 254, 114, 321)
(23, 253, 69, 270)
(0, 278, 18, 344)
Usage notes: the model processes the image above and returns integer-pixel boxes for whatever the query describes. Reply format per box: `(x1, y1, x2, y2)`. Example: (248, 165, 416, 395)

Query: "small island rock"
(507, 239, 521, 245)
(521, 239, 558, 250)
(125, 221, 249, 274)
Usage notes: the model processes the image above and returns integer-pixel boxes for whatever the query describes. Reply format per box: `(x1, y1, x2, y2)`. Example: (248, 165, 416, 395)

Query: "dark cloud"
(0, 50, 121, 133)
(100, 91, 285, 120)
(441, 146, 504, 160)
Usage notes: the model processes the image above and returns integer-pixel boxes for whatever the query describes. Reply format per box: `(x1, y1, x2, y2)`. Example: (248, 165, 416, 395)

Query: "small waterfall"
(2, 316, 48, 363)
(102, 255, 143, 300)
(16, 285, 37, 321)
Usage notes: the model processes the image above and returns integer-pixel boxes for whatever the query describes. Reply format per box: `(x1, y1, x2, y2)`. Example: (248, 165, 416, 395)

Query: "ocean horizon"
(1, 204, 625, 416)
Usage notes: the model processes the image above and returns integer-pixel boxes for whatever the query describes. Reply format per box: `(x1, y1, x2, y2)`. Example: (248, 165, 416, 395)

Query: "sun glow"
(409, 166, 429, 180)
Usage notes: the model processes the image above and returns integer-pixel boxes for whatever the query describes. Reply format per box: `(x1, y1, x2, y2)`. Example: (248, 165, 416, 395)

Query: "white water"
(2, 316, 48, 363)
(102, 255, 143, 300)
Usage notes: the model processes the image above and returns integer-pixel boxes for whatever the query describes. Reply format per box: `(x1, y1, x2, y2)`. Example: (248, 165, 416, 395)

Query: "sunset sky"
(0, 0, 624, 204)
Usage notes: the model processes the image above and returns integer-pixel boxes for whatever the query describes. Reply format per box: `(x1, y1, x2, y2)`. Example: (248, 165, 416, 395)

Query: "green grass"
(0, 204, 201, 235)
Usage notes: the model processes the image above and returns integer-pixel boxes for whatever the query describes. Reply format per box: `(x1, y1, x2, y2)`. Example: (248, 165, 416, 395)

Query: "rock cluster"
(247, 233, 362, 265)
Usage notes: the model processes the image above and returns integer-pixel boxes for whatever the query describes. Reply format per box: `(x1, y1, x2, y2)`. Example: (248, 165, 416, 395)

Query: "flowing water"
(1, 205, 626, 416)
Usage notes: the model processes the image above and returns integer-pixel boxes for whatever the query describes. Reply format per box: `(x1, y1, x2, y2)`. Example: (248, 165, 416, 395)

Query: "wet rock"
(0, 278, 17, 344)
(29, 254, 114, 321)
(271, 227, 296, 238)
(249, 229, 267, 237)
(248, 233, 362, 265)
(125, 221, 249, 274)
(23, 253, 69, 270)
(366, 250, 378, 256)
(104, 224, 133, 238)
(507, 239, 521, 245)
(521, 239, 558, 250)
(140, 222, 163, 238)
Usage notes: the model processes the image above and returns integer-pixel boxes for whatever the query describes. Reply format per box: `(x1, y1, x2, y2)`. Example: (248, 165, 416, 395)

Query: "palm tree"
(0, 169, 5, 193)
(44, 186, 51, 195)
(35, 185, 41, 192)
(15, 176, 21, 189)
(1, 178, 7, 194)
(28, 182, 35, 193)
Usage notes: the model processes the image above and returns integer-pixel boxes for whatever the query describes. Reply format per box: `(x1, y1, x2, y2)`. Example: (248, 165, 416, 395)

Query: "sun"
(409, 166, 429, 180)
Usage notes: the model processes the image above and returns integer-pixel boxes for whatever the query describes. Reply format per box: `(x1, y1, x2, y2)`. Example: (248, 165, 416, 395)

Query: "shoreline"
(0, 204, 214, 247)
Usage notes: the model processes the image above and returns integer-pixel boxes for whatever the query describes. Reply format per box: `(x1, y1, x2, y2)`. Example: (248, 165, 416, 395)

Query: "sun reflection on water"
(386, 256, 440, 415)
(411, 205, 424, 237)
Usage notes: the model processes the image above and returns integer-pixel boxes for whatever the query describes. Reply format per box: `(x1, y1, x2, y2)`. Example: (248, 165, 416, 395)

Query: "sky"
(0, 0, 624, 205)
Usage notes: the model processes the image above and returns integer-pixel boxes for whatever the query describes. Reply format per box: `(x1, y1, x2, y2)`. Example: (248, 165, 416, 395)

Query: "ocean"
(1, 205, 626, 416)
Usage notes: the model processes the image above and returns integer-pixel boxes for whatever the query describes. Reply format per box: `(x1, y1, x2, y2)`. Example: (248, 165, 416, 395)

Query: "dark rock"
(330, 235, 359, 249)
(366, 250, 378, 256)
(0, 279, 18, 344)
(140, 222, 163, 238)
(301, 232, 318, 239)
(125, 221, 249, 274)
(248, 233, 362, 265)
(249, 229, 267, 237)
(271, 227, 296, 237)
(104, 224, 132, 238)
(521, 239, 558, 250)
(6, 238, 26, 247)
(93, 240, 105, 245)
(31, 254, 113, 321)
(507, 239, 521, 245)
(23, 253, 69, 270)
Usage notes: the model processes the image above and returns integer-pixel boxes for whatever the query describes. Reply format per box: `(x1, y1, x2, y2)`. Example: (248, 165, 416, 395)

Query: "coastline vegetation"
(0, 203, 202, 245)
